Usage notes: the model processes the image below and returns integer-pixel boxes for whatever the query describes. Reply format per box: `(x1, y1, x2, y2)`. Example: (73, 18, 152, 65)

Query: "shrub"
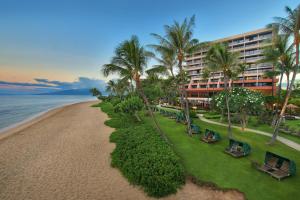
(189, 110, 197, 118)
(110, 125, 185, 197)
(100, 102, 185, 197)
(114, 96, 144, 121)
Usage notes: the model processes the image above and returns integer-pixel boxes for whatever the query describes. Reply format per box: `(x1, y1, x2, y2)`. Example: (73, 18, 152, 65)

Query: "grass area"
(202, 115, 300, 145)
(145, 112, 300, 200)
(285, 119, 300, 130)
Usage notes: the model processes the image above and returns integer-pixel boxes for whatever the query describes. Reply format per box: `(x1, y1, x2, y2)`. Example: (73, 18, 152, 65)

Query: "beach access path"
(0, 101, 243, 200)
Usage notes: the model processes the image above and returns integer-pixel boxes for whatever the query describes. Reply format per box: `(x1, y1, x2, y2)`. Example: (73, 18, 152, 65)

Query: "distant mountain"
(38, 88, 92, 95)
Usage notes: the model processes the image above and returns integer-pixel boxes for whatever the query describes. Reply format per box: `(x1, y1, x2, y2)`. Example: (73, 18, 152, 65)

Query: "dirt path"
(0, 101, 244, 200)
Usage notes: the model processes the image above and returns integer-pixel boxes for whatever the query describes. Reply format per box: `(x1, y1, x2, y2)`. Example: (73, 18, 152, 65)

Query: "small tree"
(214, 88, 265, 131)
(90, 88, 102, 99)
(114, 96, 144, 121)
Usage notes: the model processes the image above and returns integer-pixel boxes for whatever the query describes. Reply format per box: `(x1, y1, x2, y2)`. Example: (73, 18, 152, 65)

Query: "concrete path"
(198, 115, 300, 151)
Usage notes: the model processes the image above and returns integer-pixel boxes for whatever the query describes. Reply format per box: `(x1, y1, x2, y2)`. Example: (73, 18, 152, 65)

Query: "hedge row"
(99, 102, 185, 197)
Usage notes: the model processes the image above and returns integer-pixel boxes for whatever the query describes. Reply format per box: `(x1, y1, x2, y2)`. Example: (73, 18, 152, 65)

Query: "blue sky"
(0, 0, 299, 94)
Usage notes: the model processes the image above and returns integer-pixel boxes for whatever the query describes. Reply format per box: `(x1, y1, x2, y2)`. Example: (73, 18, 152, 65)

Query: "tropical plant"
(268, 4, 300, 143)
(261, 34, 294, 99)
(205, 43, 240, 138)
(201, 67, 210, 89)
(150, 50, 177, 78)
(106, 79, 129, 98)
(149, 15, 203, 135)
(89, 88, 102, 98)
(237, 62, 249, 87)
(114, 96, 144, 121)
(102, 36, 168, 141)
(214, 88, 265, 130)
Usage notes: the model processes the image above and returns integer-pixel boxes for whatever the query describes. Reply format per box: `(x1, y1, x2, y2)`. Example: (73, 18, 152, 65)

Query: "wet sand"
(0, 101, 244, 200)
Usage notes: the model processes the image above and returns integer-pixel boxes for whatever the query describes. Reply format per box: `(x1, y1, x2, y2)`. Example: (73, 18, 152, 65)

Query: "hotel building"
(184, 28, 277, 107)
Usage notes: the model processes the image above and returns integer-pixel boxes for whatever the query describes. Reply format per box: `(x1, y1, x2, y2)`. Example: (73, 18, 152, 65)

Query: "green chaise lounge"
(225, 139, 251, 158)
(187, 124, 201, 134)
(201, 129, 221, 143)
(257, 151, 296, 180)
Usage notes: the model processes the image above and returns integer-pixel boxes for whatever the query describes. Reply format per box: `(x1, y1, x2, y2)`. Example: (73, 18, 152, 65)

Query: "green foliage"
(213, 88, 265, 128)
(189, 110, 197, 118)
(152, 114, 300, 200)
(110, 125, 185, 197)
(213, 88, 265, 114)
(89, 88, 102, 98)
(99, 102, 185, 197)
(114, 96, 144, 114)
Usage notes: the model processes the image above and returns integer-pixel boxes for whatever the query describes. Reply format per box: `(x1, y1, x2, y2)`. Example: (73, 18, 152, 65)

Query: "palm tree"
(150, 50, 177, 78)
(106, 79, 129, 98)
(106, 80, 118, 96)
(268, 5, 300, 143)
(90, 88, 102, 97)
(149, 15, 203, 135)
(261, 34, 293, 99)
(201, 67, 210, 89)
(102, 36, 168, 142)
(237, 62, 249, 87)
(206, 43, 240, 138)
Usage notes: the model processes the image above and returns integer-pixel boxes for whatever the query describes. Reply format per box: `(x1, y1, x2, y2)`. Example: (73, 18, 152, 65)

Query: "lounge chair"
(225, 139, 251, 158)
(257, 151, 297, 180)
(201, 129, 221, 143)
(187, 124, 201, 134)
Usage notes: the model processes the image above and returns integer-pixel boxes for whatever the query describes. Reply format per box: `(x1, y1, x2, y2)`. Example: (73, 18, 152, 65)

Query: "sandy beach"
(0, 101, 243, 200)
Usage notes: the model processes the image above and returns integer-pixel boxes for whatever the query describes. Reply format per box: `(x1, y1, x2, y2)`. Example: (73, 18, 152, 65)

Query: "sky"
(0, 0, 299, 94)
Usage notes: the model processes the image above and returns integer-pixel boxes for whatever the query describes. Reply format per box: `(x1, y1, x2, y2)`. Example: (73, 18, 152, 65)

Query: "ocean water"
(0, 95, 96, 132)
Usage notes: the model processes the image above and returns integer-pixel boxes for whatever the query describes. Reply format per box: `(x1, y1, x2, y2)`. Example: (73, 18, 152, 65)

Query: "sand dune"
(0, 101, 243, 200)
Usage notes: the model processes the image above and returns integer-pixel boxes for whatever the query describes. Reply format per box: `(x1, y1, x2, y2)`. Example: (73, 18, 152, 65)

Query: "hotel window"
(191, 85, 197, 88)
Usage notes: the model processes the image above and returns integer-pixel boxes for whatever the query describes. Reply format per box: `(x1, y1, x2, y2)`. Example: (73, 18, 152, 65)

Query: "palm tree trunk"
(224, 76, 233, 138)
(242, 72, 245, 88)
(178, 59, 192, 136)
(286, 73, 290, 92)
(269, 41, 299, 144)
(135, 77, 169, 143)
(271, 73, 283, 127)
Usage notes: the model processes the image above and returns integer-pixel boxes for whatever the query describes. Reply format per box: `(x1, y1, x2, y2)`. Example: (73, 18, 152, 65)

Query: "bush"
(100, 102, 185, 197)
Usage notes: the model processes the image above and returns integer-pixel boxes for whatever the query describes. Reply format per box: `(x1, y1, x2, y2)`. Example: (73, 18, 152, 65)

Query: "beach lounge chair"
(257, 151, 296, 180)
(225, 139, 251, 158)
(168, 112, 177, 119)
(187, 124, 201, 134)
(201, 129, 221, 143)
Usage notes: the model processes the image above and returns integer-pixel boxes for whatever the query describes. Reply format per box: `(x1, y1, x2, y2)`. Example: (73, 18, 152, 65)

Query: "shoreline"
(0, 100, 98, 141)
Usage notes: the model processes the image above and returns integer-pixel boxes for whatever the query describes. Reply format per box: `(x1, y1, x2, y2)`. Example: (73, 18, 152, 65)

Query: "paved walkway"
(198, 115, 300, 151)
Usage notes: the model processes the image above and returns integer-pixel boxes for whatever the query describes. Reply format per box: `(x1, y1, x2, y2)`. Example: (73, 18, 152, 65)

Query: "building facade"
(184, 28, 277, 107)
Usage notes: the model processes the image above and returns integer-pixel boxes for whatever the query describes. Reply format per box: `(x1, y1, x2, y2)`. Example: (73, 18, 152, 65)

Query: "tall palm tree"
(206, 43, 240, 138)
(261, 34, 293, 99)
(102, 36, 168, 142)
(149, 15, 203, 135)
(106, 80, 118, 96)
(106, 79, 129, 98)
(151, 50, 177, 78)
(268, 5, 300, 143)
(237, 62, 249, 87)
(201, 67, 210, 89)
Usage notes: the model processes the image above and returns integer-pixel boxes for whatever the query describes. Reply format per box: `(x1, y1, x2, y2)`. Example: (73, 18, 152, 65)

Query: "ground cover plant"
(97, 101, 185, 197)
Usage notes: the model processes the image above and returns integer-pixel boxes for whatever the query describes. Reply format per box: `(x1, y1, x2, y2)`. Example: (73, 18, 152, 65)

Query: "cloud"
(0, 77, 107, 95)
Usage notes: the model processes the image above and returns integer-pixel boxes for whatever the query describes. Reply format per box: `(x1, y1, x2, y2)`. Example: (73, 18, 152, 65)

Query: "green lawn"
(202, 115, 300, 145)
(285, 119, 300, 130)
(146, 113, 300, 200)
